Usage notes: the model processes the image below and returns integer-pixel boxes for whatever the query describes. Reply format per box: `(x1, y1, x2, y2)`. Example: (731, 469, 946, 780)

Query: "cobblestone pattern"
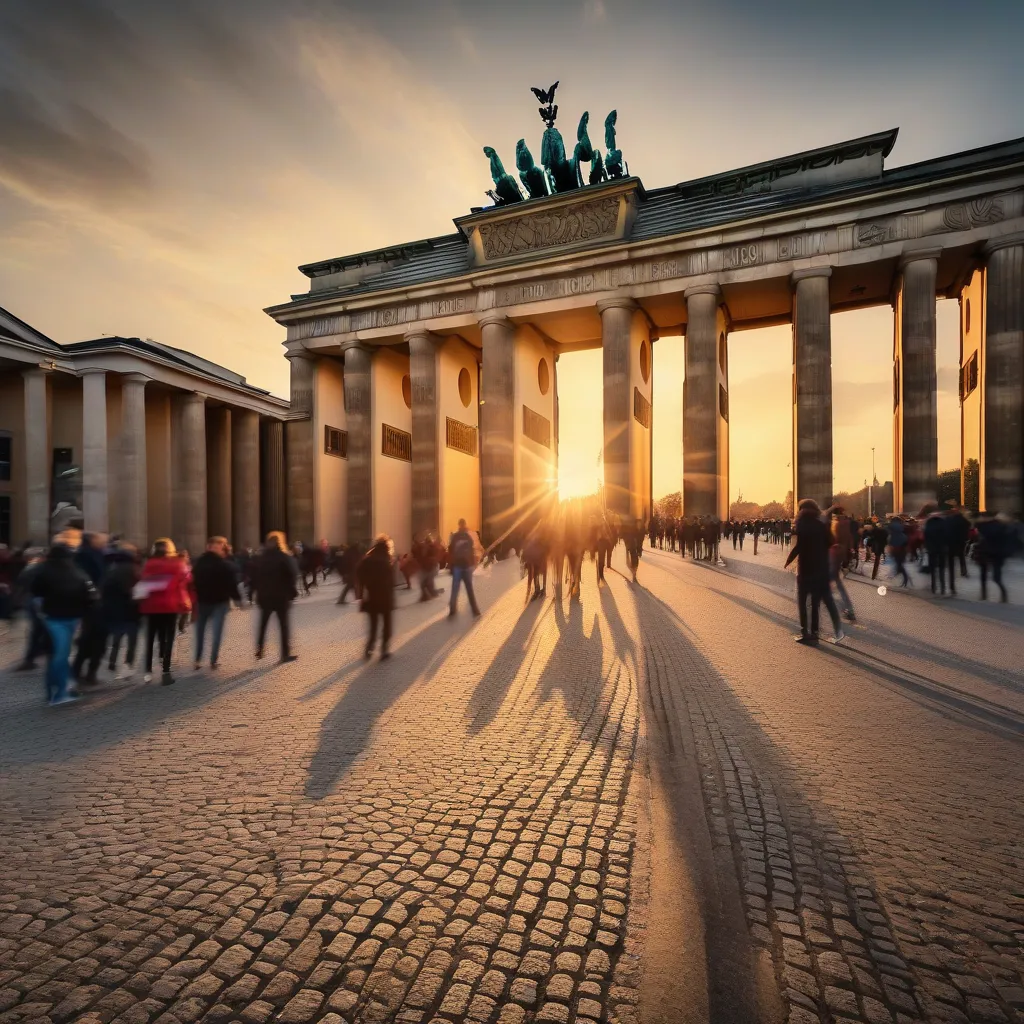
(0, 567, 647, 1024)
(637, 548, 1024, 1024)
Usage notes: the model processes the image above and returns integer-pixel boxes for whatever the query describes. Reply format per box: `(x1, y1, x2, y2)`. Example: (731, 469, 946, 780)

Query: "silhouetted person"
(358, 535, 395, 660)
(785, 499, 844, 646)
(252, 531, 299, 663)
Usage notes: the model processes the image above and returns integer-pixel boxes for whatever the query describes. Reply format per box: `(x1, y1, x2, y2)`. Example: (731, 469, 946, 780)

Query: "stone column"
(173, 392, 208, 556)
(407, 330, 440, 539)
(684, 286, 723, 517)
(232, 408, 261, 550)
(792, 268, 834, 507)
(344, 345, 373, 543)
(206, 405, 232, 540)
(261, 419, 286, 537)
(286, 351, 316, 544)
(983, 237, 1024, 514)
(599, 296, 637, 518)
(121, 373, 149, 550)
(80, 369, 109, 533)
(896, 249, 939, 513)
(479, 314, 516, 546)
(22, 368, 50, 542)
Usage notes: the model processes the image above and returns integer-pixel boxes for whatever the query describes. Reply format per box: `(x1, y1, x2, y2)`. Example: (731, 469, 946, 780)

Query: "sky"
(2, 0, 1022, 503)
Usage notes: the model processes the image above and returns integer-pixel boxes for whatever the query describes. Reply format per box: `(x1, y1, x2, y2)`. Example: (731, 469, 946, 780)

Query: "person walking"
(13, 548, 48, 672)
(922, 505, 950, 596)
(887, 517, 912, 587)
(358, 534, 395, 660)
(31, 537, 97, 705)
(975, 512, 1014, 602)
(946, 505, 971, 582)
(191, 536, 241, 671)
(72, 531, 109, 685)
(252, 531, 299, 663)
(138, 538, 192, 685)
(785, 498, 845, 646)
(336, 542, 363, 605)
(867, 518, 888, 580)
(102, 542, 141, 678)
(448, 518, 481, 618)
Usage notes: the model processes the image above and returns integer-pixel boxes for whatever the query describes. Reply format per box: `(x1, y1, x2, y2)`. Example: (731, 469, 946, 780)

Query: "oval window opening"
(965, 298, 971, 335)
(458, 367, 472, 407)
(538, 358, 550, 396)
(402, 374, 412, 409)
(639, 339, 651, 384)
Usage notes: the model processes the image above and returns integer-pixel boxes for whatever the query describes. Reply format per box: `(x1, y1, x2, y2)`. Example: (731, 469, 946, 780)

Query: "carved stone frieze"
(479, 195, 620, 260)
(942, 197, 1005, 231)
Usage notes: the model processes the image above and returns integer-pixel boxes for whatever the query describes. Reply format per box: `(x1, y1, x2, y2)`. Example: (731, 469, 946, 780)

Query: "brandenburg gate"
(266, 98, 1024, 552)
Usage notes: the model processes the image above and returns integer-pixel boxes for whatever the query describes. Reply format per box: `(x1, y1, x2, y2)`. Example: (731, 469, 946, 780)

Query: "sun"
(558, 445, 603, 500)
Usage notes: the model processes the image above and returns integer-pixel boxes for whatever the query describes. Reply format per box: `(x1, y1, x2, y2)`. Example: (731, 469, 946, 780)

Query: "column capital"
(285, 347, 317, 362)
(596, 295, 637, 315)
(341, 340, 374, 355)
(983, 231, 1024, 256)
(478, 312, 514, 331)
(404, 327, 440, 346)
(181, 390, 208, 405)
(899, 246, 942, 268)
(684, 284, 721, 300)
(78, 366, 108, 377)
(22, 366, 52, 380)
(122, 372, 150, 386)
(791, 267, 832, 285)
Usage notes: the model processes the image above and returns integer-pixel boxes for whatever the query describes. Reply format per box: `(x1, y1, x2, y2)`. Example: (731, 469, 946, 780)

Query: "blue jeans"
(44, 618, 79, 703)
(194, 602, 229, 665)
(449, 566, 480, 616)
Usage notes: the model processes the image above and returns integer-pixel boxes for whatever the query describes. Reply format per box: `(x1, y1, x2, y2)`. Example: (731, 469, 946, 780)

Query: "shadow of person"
(464, 597, 547, 735)
(304, 616, 457, 800)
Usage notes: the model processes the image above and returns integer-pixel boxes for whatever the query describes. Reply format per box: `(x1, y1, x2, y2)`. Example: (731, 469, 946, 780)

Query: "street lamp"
(869, 447, 876, 516)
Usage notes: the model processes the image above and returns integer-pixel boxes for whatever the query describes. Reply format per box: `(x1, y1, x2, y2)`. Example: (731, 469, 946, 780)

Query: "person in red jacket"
(138, 538, 192, 685)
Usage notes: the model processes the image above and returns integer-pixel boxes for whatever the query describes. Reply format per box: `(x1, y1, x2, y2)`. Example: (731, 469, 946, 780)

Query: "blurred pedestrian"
(252, 531, 299, 663)
(31, 536, 97, 705)
(102, 542, 141, 678)
(448, 518, 481, 618)
(785, 498, 845, 646)
(358, 534, 395, 660)
(191, 536, 241, 671)
(139, 538, 192, 685)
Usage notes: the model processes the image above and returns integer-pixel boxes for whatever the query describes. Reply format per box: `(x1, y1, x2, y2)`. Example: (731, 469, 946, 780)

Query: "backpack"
(450, 532, 475, 567)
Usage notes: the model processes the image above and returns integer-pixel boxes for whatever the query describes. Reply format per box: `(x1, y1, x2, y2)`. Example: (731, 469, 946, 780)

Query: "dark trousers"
(797, 576, 840, 636)
(22, 606, 49, 666)
(927, 547, 946, 593)
(979, 558, 1007, 602)
(951, 545, 969, 578)
(108, 622, 139, 668)
(257, 603, 291, 658)
(145, 613, 177, 674)
(366, 607, 392, 655)
(73, 616, 108, 681)
(870, 550, 883, 579)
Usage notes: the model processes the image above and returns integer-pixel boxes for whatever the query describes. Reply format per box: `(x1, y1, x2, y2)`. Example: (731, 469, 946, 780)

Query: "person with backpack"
(448, 518, 481, 618)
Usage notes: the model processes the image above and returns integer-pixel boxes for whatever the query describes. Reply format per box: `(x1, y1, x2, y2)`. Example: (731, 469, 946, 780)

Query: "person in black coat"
(191, 536, 241, 670)
(922, 507, 951, 595)
(358, 536, 395, 660)
(784, 499, 844, 646)
(32, 541, 97, 704)
(251, 532, 298, 663)
(101, 543, 141, 677)
(72, 532, 109, 685)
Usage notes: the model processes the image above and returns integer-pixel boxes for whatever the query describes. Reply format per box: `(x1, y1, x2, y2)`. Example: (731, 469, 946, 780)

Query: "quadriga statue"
(516, 140, 550, 200)
(604, 110, 625, 179)
(541, 123, 578, 194)
(483, 146, 524, 205)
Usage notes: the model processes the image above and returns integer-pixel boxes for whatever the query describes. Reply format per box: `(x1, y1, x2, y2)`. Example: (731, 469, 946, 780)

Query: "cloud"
(0, 89, 152, 206)
(583, 0, 608, 25)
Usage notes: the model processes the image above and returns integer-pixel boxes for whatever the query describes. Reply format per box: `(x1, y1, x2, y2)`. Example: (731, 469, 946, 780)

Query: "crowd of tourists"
(1, 491, 1019, 701)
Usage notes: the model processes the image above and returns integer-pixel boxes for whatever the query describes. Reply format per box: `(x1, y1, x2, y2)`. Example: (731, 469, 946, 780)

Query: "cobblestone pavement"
(0, 549, 1021, 1024)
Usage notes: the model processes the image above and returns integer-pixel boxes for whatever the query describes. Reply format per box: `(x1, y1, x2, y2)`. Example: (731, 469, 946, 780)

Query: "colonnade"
(20, 368, 283, 551)
(290, 232, 1024, 548)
